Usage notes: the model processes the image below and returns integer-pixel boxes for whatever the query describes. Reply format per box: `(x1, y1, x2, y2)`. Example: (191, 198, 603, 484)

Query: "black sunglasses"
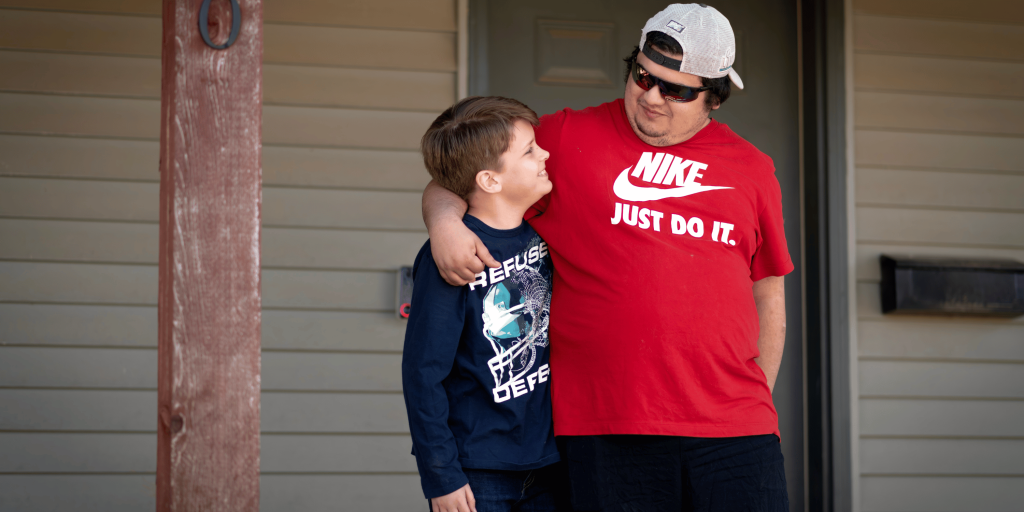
(631, 60, 709, 103)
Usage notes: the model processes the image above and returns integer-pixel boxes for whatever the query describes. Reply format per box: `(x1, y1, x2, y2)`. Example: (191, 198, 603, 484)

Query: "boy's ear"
(475, 169, 502, 194)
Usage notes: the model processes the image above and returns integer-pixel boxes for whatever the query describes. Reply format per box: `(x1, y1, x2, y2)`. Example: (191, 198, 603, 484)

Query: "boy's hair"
(421, 96, 540, 200)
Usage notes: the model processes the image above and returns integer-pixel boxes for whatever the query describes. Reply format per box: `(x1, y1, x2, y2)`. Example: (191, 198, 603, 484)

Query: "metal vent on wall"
(880, 255, 1024, 317)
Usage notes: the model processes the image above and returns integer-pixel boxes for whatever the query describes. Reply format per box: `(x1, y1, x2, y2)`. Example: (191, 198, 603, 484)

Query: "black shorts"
(562, 434, 789, 512)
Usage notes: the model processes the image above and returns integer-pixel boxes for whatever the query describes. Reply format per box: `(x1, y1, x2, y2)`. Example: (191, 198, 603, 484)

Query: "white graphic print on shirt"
(611, 152, 740, 247)
(612, 151, 732, 202)
(472, 237, 551, 404)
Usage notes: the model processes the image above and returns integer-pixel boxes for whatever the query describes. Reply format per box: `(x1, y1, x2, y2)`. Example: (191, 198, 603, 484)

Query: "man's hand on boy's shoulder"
(429, 219, 500, 286)
(431, 483, 477, 512)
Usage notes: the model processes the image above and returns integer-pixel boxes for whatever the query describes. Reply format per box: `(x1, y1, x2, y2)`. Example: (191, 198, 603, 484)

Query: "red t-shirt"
(526, 99, 793, 438)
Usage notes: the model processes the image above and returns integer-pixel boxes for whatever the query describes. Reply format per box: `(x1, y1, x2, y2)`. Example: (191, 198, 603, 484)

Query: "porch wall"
(0, 1, 453, 509)
(849, 1, 1024, 510)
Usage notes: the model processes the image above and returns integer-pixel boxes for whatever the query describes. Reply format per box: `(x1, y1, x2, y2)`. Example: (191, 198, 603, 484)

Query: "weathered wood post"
(157, 0, 262, 509)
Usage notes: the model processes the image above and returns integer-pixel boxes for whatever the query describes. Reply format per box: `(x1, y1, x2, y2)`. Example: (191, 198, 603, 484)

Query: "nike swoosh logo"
(612, 167, 732, 202)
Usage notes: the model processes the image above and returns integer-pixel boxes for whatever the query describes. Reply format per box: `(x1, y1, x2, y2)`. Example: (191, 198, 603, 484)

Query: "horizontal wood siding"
(0, 475, 156, 512)
(0, 93, 435, 149)
(0, 0, 457, 31)
(858, 320, 1024, 362)
(0, 347, 403, 391)
(851, 1, 1024, 509)
(0, 475, 425, 512)
(0, 432, 416, 473)
(0, 134, 431, 189)
(0, 9, 455, 70)
(0, 1, 454, 509)
(0, 303, 407, 352)
(0, 389, 410, 433)
(0, 178, 424, 230)
(852, 0, 1024, 25)
(854, 91, 1024, 136)
(860, 476, 1024, 512)
(860, 399, 1024, 438)
(260, 476, 424, 512)
(860, 438, 1024, 474)
(856, 169, 1024, 211)
(0, 50, 455, 110)
(0, 262, 398, 310)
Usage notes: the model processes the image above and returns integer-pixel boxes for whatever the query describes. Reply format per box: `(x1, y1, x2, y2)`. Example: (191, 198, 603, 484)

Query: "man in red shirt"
(422, 4, 791, 511)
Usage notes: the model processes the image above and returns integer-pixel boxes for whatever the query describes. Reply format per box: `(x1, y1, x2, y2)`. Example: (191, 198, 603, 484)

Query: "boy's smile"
(495, 119, 552, 205)
(466, 118, 551, 230)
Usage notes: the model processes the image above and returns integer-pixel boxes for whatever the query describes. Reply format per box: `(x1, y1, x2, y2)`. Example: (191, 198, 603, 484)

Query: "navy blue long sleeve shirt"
(401, 215, 560, 499)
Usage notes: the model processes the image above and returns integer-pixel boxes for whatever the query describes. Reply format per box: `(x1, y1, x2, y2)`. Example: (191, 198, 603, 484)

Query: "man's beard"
(633, 114, 669, 139)
(630, 111, 682, 147)
(628, 106, 670, 141)
(629, 102, 711, 146)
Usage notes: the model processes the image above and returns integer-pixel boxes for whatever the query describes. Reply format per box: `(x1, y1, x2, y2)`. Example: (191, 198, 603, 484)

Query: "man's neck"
(466, 195, 529, 230)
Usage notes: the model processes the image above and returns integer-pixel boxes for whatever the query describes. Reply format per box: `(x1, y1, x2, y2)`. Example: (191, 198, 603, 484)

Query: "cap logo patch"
(666, 20, 685, 33)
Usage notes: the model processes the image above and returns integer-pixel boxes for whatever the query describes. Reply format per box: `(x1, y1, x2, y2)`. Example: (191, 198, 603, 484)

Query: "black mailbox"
(880, 255, 1024, 317)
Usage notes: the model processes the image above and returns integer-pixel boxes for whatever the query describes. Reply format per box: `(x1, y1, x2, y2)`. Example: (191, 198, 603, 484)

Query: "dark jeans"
(564, 434, 789, 512)
(429, 462, 571, 512)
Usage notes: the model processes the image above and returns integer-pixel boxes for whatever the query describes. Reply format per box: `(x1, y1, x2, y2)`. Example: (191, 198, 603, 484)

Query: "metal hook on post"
(199, 0, 241, 50)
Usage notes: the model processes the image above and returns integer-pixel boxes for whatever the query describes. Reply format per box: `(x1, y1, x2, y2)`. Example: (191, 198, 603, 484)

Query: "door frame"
(799, 0, 852, 510)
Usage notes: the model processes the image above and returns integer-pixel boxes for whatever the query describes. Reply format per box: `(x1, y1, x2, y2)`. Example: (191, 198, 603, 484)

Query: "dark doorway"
(469, 1, 804, 510)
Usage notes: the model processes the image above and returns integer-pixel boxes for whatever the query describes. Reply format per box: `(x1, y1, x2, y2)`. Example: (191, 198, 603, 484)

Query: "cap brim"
(728, 69, 744, 90)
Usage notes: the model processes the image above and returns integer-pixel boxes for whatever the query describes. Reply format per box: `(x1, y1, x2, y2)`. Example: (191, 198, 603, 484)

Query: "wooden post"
(157, 0, 262, 510)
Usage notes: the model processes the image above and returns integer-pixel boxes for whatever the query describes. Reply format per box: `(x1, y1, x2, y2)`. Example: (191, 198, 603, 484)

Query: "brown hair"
(421, 96, 539, 200)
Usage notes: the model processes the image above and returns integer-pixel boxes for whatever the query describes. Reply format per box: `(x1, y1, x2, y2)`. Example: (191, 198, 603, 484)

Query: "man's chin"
(634, 117, 668, 140)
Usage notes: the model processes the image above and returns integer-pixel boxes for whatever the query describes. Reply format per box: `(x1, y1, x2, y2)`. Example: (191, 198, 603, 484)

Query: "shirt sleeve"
(525, 109, 568, 220)
(749, 167, 795, 281)
(401, 244, 470, 499)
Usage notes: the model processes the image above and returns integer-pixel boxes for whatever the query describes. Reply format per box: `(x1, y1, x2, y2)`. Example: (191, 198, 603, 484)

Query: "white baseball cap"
(639, 3, 744, 89)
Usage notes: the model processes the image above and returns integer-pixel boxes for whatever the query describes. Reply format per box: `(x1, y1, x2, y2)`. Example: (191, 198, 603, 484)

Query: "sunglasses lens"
(632, 61, 699, 103)
(632, 63, 654, 91)
(664, 86, 697, 102)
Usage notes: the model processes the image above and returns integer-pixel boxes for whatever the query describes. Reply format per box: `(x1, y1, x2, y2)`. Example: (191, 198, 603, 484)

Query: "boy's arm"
(423, 180, 500, 286)
(402, 246, 472, 500)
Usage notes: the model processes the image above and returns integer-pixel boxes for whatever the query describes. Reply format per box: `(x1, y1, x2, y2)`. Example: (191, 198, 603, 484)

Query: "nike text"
(613, 153, 732, 203)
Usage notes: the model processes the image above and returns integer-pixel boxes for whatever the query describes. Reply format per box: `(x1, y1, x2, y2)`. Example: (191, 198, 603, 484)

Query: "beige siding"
(0, 432, 414, 473)
(860, 477, 1024, 512)
(0, 134, 431, 188)
(0, 304, 406, 351)
(0, 388, 410, 433)
(0, 1, 452, 509)
(851, 1, 1024, 510)
(0, 9, 455, 70)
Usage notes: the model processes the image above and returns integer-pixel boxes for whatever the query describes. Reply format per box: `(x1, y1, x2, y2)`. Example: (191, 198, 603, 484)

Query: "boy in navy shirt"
(403, 96, 564, 512)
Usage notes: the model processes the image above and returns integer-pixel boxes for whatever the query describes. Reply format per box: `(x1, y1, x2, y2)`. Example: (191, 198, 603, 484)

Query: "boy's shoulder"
(407, 240, 467, 331)
(411, 240, 460, 295)
(413, 216, 550, 297)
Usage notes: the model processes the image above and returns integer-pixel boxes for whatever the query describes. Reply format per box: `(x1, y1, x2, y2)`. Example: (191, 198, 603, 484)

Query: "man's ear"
(475, 170, 502, 194)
